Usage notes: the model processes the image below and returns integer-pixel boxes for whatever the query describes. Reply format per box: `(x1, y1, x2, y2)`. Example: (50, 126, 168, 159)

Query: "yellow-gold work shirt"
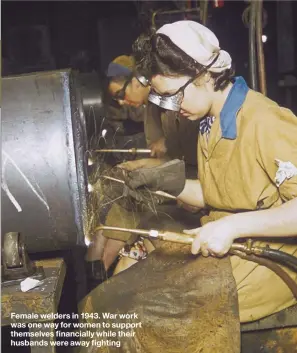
(198, 79, 297, 322)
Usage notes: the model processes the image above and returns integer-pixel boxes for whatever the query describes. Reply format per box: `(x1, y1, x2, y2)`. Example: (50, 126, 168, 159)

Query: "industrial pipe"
(200, 0, 208, 26)
(1, 70, 89, 253)
(256, 0, 267, 95)
(248, 1, 258, 90)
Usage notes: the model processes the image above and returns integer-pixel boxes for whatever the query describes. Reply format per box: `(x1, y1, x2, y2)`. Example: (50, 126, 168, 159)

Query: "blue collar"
(220, 76, 249, 139)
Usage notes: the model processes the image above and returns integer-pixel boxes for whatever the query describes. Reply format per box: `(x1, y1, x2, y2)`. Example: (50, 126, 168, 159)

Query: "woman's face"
(109, 78, 148, 107)
(151, 75, 213, 120)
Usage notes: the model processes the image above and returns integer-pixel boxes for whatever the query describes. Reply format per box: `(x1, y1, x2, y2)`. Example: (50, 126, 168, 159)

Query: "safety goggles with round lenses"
(112, 73, 150, 102)
(148, 54, 220, 112)
(112, 75, 133, 102)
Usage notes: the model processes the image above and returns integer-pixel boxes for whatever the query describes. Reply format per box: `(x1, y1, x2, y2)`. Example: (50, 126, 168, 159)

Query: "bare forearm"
(231, 198, 297, 239)
(177, 179, 205, 209)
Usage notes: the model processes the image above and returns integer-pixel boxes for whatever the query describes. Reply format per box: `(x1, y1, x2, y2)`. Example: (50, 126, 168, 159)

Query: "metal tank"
(1, 70, 89, 253)
(78, 72, 106, 144)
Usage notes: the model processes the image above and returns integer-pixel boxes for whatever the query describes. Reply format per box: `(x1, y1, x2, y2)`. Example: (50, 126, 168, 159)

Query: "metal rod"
(93, 148, 151, 154)
(94, 225, 246, 248)
(200, 0, 209, 26)
(102, 175, 125, 184)
(249, 1, 258, 90)
(102, 175, 177, 200)
(256, 0, 267, 95)
(93, 226, 276, 257)
(95, 225, 195, 245)
(95, 225, 154, 237)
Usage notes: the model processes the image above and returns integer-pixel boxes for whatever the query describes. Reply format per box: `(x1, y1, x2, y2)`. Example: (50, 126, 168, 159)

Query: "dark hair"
(133, 32, 235, 91)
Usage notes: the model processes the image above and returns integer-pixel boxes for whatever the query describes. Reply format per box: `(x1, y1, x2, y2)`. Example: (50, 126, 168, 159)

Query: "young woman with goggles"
(124, 20, 297, 323)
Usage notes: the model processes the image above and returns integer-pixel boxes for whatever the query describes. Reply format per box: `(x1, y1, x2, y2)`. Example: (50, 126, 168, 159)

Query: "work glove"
(124, 159, 186, 197)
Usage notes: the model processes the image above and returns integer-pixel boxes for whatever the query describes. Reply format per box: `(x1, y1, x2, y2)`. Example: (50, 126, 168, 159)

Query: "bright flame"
(88, 158, 94, 166)
(102, 129, 107, 137)
(84, 237, 91, 246)
(88, 183, 94, 192)
(262, 35, 267, 43)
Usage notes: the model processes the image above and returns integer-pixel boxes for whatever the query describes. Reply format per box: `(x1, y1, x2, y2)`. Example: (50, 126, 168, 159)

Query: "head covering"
(106, 55, 135, 78)
(157, 21, 232, 73)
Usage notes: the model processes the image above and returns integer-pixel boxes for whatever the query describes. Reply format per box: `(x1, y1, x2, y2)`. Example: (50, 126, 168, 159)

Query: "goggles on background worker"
(148, 54, 220, 111)
(112, 75, 133, 102)
(112, 73, 150, 102)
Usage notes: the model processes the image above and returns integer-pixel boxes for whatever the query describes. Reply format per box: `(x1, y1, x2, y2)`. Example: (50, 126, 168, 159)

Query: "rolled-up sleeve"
(255, 107, 297, 202)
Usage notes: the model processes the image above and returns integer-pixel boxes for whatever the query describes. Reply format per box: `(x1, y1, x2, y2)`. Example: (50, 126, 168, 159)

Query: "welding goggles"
(112, 72, 150, 102)
(148, 54, 220, 112)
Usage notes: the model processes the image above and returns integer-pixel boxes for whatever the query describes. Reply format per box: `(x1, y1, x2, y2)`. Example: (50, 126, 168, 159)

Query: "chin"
(186, 114, 200, 121)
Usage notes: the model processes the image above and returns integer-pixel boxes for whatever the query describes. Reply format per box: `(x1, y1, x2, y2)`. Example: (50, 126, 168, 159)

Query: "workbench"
(1, 258, 66, 353)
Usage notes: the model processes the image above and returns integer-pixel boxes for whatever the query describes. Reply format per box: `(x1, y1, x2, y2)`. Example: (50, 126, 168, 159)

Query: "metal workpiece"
(1, 70, 89, 253)
(77, 72, 105, 143)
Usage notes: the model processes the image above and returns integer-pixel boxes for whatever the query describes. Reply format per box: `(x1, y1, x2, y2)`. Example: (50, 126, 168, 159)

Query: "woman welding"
(123, 20, 297, 323)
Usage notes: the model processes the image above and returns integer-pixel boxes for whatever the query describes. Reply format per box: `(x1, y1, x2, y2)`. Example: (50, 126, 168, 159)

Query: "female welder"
(124, 20, 297, 323)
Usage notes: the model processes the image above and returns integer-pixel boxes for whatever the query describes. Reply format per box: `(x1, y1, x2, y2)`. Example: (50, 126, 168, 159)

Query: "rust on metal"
(1, 258, 66, 326)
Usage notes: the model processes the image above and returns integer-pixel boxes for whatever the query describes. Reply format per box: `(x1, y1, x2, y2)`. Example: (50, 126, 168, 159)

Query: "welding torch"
(101, 175, 177, 200)
(95, 225, 195, 245)
(94, 225, 297, 298)
(93, 148, 152, 155)
(94, 224, 297, 270)
(94, 225, 254, 249)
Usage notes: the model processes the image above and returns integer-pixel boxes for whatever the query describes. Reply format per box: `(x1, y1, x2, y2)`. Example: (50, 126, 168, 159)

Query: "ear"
(193, 72, 212, 87)
(203, 72, 212, 83)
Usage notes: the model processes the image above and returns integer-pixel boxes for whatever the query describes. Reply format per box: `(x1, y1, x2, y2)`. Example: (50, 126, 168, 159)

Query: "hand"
(184, 217, 238, 257)
(149, 137, 167, 158)
(117, 158, 168, 172)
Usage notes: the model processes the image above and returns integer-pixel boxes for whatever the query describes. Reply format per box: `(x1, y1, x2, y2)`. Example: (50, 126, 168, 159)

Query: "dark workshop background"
(1, 0, 297, 112)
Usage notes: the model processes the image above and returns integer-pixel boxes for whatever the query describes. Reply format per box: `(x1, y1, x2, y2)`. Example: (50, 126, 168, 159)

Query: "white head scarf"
(157, 21, 232, 73)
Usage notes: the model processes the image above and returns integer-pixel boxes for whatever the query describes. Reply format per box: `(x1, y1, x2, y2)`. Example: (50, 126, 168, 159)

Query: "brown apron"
(78, 207, 240, 353)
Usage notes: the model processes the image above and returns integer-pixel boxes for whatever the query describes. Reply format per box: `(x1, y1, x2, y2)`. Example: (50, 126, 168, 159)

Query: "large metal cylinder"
(78, 72, 105, 145)
(1, 70, 89, 253)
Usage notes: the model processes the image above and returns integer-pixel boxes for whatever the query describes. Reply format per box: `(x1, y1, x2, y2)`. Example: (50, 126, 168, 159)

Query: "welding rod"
(102, 175, 177, 200)
(93, 148, 152, 154)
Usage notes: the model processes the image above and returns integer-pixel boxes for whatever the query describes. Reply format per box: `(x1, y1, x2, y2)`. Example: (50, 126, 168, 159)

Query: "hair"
(133, 32, 235, 91)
